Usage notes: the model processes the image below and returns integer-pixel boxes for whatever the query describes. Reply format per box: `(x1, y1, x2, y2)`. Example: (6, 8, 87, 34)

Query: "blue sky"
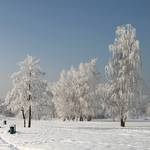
(0, 0, 149, 96)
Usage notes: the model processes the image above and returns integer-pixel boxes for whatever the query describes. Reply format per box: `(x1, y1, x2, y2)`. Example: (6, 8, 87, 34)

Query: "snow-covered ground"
(0, 118, 150, 150)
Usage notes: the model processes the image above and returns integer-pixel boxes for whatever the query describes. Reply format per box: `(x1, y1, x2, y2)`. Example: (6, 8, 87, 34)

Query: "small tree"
(105, 24, 142, 127)
(6, 55, 53, 127)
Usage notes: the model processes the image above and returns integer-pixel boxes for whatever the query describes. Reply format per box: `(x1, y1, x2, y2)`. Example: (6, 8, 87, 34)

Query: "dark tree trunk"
(21, 108, 26, 127)
(87, 116, 92, 121)
(120, 117, 125, 127)
(28, 73, 32, 128)
(28, 105, 31, 128)
(72, 116, 75, 121)
(80, 116, 83, 121)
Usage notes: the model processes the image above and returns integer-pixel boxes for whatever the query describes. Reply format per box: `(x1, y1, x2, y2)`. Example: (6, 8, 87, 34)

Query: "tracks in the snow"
(0, 136, 19, 150)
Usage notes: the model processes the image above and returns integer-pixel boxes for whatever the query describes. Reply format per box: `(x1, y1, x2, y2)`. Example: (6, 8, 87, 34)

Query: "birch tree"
(5, 55, 53, 127)
(52, 59, 100, 121)
(105, 24, 142, 127)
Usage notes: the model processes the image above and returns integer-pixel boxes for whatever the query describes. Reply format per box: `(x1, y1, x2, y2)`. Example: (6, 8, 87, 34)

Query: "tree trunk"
(120, 117, 125, 127)
(28, 75, 32, 128)
(120, 114, 127, 127)
(87, 116, 92, 121)
(21, 108, 26, 127)
(28, 105, 31, 128)
(80, 116, 83, 121)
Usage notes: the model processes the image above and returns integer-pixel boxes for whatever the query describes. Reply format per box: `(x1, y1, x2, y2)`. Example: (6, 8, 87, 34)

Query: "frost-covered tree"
(52, 59, 100, 121)
(105, 24, 142, 127)
(95, 83, 111, 119)
(30, 82, 54, 120)
(0, 97, 15, 117)
(51, 69, 76, 120)
(74, 59, 100, 121)
(5, 55, 53, 127)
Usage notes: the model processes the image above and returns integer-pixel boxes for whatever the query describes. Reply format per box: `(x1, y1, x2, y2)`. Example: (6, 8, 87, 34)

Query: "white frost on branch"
(52, 59, 100, 121)
(105, 24, 142, 121)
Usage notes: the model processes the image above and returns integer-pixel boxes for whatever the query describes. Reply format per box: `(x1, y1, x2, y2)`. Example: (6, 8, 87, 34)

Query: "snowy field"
(0, 118, 150, 150)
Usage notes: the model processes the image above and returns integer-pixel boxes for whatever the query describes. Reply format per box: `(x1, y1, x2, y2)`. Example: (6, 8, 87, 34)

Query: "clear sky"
(0, 0, 149, 97)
